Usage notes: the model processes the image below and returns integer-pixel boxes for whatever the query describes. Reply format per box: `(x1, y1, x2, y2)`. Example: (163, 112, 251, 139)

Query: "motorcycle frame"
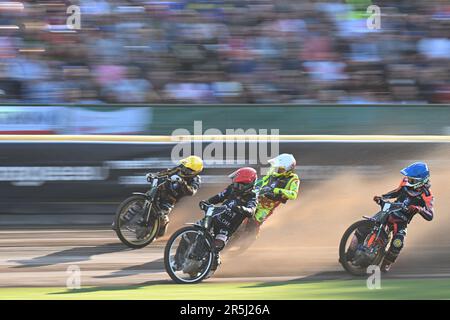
(362, 201, 406, 253)
(132, 175, 168, 225)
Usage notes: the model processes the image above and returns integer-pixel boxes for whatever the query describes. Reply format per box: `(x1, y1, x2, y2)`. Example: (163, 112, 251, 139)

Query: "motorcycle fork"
(142, 199, 154, 225)
(190, 232, 213, 260)
(366, 226, 382, 248)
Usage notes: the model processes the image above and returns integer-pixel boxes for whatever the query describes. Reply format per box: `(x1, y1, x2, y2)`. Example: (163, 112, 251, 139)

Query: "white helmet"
(268, 153, 296, 177)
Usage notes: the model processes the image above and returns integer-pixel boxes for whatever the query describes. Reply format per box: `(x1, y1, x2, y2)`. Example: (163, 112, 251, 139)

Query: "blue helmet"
(400, 162, 430, 189)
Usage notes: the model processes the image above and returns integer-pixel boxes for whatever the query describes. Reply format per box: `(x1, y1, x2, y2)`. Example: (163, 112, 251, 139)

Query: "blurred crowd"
(0, 0, 449, 104)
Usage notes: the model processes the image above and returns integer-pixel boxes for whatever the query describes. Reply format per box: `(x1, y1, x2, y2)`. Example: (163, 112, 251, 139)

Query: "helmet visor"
(277, 167, 286, 174)
(180, 166, 197, 177)
(232, 182, 253, 192)
(269, 166, 288, 176)
(406, 176, 426, 188)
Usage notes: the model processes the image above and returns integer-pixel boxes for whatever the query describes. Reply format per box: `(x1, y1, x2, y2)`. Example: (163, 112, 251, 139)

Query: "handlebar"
(370, 199, 409, 223)
(378, 199, 407, 209)
(146, 173, 169, 182)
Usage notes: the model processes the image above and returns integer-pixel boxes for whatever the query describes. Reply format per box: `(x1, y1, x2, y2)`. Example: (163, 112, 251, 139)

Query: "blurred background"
(0, 0, 449, 105)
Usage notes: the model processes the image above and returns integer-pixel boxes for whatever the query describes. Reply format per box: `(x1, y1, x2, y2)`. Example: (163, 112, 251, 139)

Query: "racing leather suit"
(207, 185, 257, 251)
(380, 178, 434, 265)
(253, 172, 300, 224)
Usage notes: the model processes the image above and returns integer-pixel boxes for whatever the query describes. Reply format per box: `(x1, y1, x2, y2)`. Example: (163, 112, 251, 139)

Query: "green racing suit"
(254, 172, 300, 224)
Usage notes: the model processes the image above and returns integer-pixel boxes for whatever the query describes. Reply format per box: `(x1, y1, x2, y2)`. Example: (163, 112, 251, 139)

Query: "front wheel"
(164, 226, 215, 284)
(339, 220, 379, 276)
(114, 195, 160, 249)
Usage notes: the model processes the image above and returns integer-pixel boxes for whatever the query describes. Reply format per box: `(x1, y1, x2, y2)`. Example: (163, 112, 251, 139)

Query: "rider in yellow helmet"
(146, 155, 203, 237)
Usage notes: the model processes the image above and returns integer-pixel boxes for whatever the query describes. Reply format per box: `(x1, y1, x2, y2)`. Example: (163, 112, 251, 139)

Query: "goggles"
(232, 182, 253, 192)
(180, 166, 197, 177)
(406, 176, 427, 188)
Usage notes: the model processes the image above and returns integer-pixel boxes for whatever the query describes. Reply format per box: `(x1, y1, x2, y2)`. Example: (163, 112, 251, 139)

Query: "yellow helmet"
(179, 155, 203, 176)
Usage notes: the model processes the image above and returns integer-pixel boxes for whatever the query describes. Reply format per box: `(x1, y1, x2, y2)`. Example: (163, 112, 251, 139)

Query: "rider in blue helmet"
(373, 162, 434, 272)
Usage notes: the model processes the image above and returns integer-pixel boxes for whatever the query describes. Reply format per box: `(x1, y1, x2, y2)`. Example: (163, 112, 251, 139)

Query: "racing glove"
(225, 200, 237, 210)
(373, 196, 382, 204)
(170, 175, 183, 183)
(234, 205, 255, 219)
(199, 200, 210, 210)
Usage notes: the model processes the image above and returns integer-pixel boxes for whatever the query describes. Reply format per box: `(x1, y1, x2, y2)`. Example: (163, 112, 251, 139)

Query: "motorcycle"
(339, 199, 409, 275)
(112, 173, 169, 249)
(164, 201, 240, 284)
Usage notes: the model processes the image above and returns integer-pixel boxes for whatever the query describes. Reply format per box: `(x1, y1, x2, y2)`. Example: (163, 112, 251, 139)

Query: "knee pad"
(159, 202, 173, 214)
(391, 234, 405, 254)
(214, 234, 227, 252)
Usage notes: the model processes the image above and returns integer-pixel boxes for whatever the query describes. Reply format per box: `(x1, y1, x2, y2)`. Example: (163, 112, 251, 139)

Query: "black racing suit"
(379, 178, 434, 265)
(206, 185, 258, 252)
(153, 166, 201, 236)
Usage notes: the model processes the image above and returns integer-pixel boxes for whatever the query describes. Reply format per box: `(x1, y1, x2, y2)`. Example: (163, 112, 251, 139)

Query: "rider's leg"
(211, 229, 229, 271)
(254, 208, 271, 224)
(382, 225, 407, 271)
(157, 202, 174, 237)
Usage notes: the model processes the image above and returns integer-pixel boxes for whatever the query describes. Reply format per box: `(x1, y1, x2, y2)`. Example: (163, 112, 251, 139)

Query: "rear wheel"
(114, 195, 160, 249)
(164, 226, 214, 284)
(339, 220, 381, 276)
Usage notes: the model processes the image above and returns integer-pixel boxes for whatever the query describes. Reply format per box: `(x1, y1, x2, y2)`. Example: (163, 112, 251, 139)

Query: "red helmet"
(228, 167, 257, 193)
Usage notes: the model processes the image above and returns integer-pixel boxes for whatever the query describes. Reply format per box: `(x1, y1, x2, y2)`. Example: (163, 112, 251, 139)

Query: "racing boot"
(381, 260, 392, 273)
(381, 251, 397, 273)
(205, 253, 221, 279)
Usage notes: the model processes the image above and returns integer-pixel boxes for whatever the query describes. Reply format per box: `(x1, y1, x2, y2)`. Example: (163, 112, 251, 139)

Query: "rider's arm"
(273, 177, 300, 200)
(418, 192, 434, 221)
(156, 167, 179, 177)
(254, 178, 264, 189)
(180, 175, 201, 196)
(235, 192, 257, 218)
(207, 186, 231, 204)
(382, 178, 407, 199)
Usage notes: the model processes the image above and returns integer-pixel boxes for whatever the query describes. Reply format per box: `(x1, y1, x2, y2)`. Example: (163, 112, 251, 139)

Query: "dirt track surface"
(1, 227, 450, 288)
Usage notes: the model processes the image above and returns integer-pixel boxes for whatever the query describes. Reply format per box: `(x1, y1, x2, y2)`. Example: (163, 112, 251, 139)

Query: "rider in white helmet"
(253, 153, 300, 225)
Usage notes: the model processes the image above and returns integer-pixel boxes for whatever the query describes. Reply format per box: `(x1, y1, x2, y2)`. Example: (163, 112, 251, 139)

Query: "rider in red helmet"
(203, 167, 258, 271)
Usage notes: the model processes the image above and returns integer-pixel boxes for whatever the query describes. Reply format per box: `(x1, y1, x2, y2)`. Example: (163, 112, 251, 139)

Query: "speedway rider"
(253, 154, 300, 228)
(372, 162, 434, 272)
(130, 155, 203, 238)
(202, 167, 258, 271)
